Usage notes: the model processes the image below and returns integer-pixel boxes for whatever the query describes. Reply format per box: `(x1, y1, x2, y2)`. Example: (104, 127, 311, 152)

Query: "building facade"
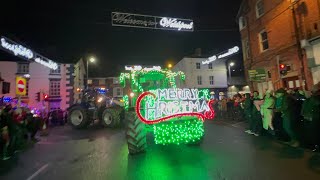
(172, 57, 228, 96)
(88, 77, 123, 99)
(0, 60, 85, 111)
(237, 0, 318, 94)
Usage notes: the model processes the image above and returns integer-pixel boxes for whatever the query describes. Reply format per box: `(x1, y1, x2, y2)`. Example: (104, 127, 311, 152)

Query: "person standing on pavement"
(276, 88, 299, 147)
(301, 83, 320, 152)
(242, 93, 253, 134)
(260, 90, 275, 136)
(250, 91, 263, 136)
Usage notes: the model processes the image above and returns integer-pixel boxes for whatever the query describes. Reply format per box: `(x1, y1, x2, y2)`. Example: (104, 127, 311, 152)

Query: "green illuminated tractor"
(120, 67, 212, 155)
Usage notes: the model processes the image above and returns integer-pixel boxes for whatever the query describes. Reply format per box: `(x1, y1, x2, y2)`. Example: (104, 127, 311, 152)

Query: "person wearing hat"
(275, 88, 299, 147)
(301, 82, 320, 152)
(261, 90, 276, 136)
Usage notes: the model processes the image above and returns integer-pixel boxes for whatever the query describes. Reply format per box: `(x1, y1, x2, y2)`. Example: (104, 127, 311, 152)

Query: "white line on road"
(231, 121, 246, 127)
(26, 163, 49, 180)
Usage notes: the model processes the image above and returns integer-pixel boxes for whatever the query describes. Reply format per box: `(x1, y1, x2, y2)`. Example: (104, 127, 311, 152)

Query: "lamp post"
(168, 63, 172, 69)
(86, 57, 96, 88)
(228, 62, 235, 85)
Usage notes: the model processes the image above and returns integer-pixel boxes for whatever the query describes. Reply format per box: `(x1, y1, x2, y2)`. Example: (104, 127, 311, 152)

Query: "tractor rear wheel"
(100, 108, 121, 128)
(68, 106, 90, 129)
(125, 111, 147, 155)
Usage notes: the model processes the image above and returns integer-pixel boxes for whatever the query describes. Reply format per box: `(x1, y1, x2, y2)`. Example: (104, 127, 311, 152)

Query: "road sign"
(16, 76, 27, 95)
(248, 69, 267, 82)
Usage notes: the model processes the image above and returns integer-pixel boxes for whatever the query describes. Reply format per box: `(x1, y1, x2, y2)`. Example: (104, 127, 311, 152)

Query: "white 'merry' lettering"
(159, 18, 193, 30)
(1, 38, 34, 59)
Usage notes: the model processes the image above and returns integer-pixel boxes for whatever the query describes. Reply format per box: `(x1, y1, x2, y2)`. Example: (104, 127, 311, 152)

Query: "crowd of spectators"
(212, 83, 320, 152)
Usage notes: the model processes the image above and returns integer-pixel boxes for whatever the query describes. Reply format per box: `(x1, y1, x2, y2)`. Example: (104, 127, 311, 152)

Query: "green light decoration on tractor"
(121, 67, 215, 154)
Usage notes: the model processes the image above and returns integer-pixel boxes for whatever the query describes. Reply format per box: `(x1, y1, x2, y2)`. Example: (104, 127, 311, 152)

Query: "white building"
(0, 59, 86, 111)
(173, 57, 228, 94)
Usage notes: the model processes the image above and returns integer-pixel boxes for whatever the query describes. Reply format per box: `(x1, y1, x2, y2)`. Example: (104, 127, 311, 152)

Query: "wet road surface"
(1, 119, 320, 180)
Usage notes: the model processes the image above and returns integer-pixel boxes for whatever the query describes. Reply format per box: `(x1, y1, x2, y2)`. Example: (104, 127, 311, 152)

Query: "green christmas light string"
(123, 95, 129, 110)
(153, 118, 204, 145)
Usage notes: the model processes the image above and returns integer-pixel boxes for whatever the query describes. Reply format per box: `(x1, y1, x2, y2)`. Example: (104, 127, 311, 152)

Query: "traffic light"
(36, 92, 40, 102)
(43, 94, 48, 101)
(279, 64, 287, 76)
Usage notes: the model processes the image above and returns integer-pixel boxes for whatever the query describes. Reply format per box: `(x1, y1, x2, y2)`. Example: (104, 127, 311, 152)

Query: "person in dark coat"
(251, 91, 262, 136)
(302, 83, 320, 152)
(242, 93, 253, 134)
(276, 88, 299, 147)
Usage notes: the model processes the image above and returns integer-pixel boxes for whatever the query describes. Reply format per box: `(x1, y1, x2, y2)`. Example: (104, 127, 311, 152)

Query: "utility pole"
(291, 0, 307, 90)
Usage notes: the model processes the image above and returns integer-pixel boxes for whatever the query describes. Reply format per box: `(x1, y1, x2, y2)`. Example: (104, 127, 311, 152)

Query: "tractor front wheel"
(68, 106, 90, 129)
(100, 108, 121, 128)
(125, 111, 147, 155)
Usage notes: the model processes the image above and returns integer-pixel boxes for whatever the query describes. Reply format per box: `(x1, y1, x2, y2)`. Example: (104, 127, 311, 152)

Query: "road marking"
(231, 121, 246, 127)
(26, 163, 49, 180)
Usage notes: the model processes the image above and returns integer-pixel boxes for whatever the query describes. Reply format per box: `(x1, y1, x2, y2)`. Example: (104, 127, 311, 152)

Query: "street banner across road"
(111, 12, 194, 32)
(16, 76, 27, 96)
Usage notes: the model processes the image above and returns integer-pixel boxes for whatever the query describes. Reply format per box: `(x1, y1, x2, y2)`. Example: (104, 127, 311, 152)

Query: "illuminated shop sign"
(202, 46, 240, 65)
(0, 36, 58, 70)
(136, 88, 215, 124)
(125, 65, 162, 71)
(111, 12, 194, 32)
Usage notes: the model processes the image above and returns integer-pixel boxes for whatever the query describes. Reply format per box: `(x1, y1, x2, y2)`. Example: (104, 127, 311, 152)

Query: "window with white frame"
(49, 80, 61, 96)
(17, 63, 29, 74)
(208, 63, 213, 69)
(116, 88, 122, 96)
(197, 76, 202, 85)
(256, 0, 265, 18)
(209, 76, 214, 85)
(259, 30, 269, 51)
(196, 62, 201, 69)
(50, 64, 61, 74)
(239, 16, 246, 30)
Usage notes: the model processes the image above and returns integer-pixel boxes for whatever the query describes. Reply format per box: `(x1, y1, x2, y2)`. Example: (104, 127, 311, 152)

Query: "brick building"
(237, 0, 320, 93)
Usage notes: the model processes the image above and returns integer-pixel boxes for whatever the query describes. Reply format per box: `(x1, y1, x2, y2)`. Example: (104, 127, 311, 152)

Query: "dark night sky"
(0, 0, 243, 77)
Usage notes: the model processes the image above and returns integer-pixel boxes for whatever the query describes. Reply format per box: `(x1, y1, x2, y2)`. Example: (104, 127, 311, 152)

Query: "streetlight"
(86, 56, 96, 88)
(228, 62, 235, 85)
(168, 63, 172, 69)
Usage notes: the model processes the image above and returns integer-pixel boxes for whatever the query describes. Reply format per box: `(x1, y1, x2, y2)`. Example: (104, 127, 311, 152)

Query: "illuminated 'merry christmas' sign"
(136, 88, 215, 124)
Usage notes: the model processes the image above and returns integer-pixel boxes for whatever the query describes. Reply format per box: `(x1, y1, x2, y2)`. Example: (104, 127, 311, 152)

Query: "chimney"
(194, 48, 202, 57)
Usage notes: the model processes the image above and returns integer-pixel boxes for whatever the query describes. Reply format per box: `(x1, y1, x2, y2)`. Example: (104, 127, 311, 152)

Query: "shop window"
(50, 64, 61, 74)
(197, 76, 202, 85)
(17, 63, 29, 74)
(209, 76, 214, 85)
(99, 79, 105, 85)
(256, 0, 265, 18)
(208, 63, 213, 69)
(196, 63, 201, 69)
(50, 80, 61, 96)
(259, 30, 269, 51)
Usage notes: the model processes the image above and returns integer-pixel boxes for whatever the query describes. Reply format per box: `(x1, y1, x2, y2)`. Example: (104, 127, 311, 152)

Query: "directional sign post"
(16, 76, 27, 96)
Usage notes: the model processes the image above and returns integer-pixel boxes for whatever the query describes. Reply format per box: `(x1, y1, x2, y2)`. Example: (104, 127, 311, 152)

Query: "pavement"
(1, 118, 320, 180)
